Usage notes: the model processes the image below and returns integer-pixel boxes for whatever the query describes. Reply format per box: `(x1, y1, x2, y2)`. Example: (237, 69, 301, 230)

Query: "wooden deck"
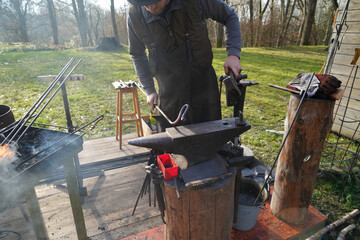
(0, 133, 163, 240)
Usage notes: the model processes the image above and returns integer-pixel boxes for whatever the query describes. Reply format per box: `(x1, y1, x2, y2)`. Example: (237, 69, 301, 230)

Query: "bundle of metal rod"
(1, 58, 82, 146)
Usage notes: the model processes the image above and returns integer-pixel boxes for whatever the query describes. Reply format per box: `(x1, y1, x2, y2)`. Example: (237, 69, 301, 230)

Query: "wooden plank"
(38, 74, 85, 82)
(332, 123, 360, 141)
(336, 9, 360, 23)
(339, 0, 360, 10)
(334, 104, 360, 122)
(78, 134, 151, 166)
(329, 45, 360, 60)
(334, 96, 360, 111)
(0, 159, 162, 240)
(330, 64, 360, 79)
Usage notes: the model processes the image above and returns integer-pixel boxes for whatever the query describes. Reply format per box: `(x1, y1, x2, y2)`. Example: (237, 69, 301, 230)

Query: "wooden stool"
(114, 82, 144, 149)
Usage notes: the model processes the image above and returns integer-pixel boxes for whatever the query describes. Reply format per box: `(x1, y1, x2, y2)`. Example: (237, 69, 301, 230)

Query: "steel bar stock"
(1, 58, 75, 146)
(13, 59, 82, 144)
(134, 82, 189, 125)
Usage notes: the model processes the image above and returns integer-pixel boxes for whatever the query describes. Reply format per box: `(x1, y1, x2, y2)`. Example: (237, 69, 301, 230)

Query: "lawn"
(0, 42, 359, 239)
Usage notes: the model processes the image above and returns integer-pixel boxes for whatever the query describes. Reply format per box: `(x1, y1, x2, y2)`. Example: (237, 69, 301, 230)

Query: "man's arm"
(199, 0, 242, 77)
(128, 17, 158, 107)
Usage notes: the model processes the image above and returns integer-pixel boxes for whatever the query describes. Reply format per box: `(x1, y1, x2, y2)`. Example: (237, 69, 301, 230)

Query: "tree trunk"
(277, 0, 297, 47)
(12, 0, 29, 42)
(322, 0, 338, 45)
(297, 0, 306, 45)
(46, 0, 59, 45)
(72, 0, 88, 47)
(249, 0, 254, 46)
(300, 0, 317, 45)
(216, 22, 224, 48)
(110, 0, 119, 42)
(255, 0, 270, 47)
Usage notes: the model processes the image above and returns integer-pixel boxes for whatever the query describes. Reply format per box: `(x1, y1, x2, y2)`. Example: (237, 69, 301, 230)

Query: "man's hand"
(147, 92, 158, 109)
(224, 55, 242, 79)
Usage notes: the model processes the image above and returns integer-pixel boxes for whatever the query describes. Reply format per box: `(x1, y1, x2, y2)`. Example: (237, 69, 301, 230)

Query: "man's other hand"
(147, 92, 158, 108)
(224, 55, 242, 79)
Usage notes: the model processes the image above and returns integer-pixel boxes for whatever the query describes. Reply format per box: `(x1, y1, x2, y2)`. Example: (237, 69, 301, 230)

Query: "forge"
(0, 126, 87, 240)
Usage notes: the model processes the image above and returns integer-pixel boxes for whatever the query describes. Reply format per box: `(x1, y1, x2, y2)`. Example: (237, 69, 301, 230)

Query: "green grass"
(0, 43, 359, 238)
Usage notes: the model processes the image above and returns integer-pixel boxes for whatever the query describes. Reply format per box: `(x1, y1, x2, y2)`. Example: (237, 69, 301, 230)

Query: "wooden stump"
(163, 168, 236, 240)
(270, 94, 335, 225)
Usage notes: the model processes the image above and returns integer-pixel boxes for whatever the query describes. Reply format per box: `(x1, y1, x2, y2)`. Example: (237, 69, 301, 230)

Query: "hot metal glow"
(0, 144, 14, 160)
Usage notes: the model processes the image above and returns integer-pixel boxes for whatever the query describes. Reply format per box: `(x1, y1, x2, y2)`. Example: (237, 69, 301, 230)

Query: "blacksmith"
(127, 0, 242, 131)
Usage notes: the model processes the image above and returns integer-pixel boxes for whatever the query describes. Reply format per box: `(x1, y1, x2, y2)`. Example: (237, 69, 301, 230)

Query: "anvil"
(128, 117, 251, 167)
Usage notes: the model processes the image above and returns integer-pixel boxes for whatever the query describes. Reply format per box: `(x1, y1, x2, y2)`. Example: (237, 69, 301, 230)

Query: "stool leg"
(119, 91, 124, 149)
(134, 90, 143, 137)
(131, 91, 141, 137)
(116, 90, 120, 141)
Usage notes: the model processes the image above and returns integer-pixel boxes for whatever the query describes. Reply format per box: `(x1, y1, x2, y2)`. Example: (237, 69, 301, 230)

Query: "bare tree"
(255, 0, 271, 46)
(88, 5, 101, 44)
(300, 0, 317, 45)
(0, 0, 32, 42)
(72, 0, 88, 46)
(249, 0, 254, 46)
(110, 0, 119, 41)
(46, 0, 58, 44)
(276, 0, 297, 46)
(322, 0, 338, 45)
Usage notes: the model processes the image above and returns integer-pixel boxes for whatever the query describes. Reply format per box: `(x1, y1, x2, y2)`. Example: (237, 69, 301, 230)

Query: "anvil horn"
(127, 132, 173, 152)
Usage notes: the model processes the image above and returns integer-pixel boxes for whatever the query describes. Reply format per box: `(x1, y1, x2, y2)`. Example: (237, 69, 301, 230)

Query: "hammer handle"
(269, 83, 300, 95)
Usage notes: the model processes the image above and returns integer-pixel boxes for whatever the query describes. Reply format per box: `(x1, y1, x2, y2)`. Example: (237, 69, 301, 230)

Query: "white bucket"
(233, 178, 268, 231)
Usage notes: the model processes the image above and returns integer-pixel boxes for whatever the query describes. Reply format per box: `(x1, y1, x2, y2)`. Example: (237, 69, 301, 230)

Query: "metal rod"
(1, 58, 75, 146)
(254, 73, 316, 204)
(10, 133, 85, 182)
(338, 121, 360, 167)
(338, 144, 360, 201)
(134, 82, 189, 125)
(330, 65, 358, 168)
(15, 115, 103, 167)
(13, 59, 82, 144)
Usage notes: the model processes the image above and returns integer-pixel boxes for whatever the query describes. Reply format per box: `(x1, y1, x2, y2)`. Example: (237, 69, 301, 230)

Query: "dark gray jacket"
(127, 0, 241, 95)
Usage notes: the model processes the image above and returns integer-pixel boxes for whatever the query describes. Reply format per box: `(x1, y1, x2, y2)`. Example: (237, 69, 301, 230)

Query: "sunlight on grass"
(1, 45, 359, 232)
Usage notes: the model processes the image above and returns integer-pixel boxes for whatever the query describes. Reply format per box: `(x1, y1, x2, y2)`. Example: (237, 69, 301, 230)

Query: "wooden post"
(25, 187, 48, 240)
(163, 169, 236, 240)
(63, 156, 88, 240)
(270, 94, 335, 225)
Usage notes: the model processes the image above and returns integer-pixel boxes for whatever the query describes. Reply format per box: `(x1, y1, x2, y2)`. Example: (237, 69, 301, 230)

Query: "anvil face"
(128, 117, 251, 166)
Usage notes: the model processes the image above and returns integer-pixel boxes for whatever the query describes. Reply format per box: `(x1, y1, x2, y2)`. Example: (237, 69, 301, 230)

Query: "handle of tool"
(185, 172, 233, 189)
(269, 83, 301, 95)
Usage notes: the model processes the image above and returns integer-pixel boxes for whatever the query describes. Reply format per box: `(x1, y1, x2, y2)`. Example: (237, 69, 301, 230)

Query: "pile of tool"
(269, 73, 343, 100)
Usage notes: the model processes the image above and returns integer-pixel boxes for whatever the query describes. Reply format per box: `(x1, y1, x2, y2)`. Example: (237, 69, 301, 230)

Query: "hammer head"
(128, 117, 251, 166)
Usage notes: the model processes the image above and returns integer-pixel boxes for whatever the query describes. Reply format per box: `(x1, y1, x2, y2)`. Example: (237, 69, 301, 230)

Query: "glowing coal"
(0, 144, 16, 159)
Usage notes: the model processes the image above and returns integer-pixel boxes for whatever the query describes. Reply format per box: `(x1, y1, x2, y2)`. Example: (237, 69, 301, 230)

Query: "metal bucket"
(0, 105, 15, 130)
(233, 178, 268, 231)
